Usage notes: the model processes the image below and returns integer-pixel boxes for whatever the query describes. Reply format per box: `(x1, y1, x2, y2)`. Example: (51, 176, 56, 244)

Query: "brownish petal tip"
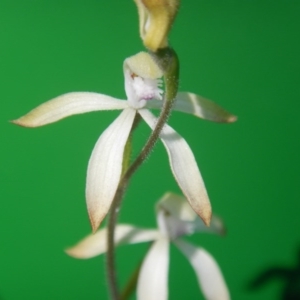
(228, 115, 238, 123)
(90, 218, 100, 234)
(201, 207, 212, 227)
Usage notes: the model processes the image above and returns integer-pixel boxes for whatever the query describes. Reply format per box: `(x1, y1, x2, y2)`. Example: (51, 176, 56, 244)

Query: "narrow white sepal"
(145, 92, 237, 123)
(65, 224, 160, 259)
(12, 92, 128, 127)
(139, 109, 211, 226)
(176, 92, 237, 123)
(86, 108, 136, 232)
(137, 237, 169, 300)
(174, 239, 230, 300)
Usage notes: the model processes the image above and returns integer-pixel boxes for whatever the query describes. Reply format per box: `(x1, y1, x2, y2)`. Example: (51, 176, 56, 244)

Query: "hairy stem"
(106, 47, 179, 300)
(106, 182, 128, 300)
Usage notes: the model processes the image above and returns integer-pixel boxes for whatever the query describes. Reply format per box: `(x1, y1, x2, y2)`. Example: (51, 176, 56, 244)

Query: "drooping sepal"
(12, 92, 127, 127)
(86, 108, 136, 232)
(139, 109, 212, 226)
(66, 224, 160, 259)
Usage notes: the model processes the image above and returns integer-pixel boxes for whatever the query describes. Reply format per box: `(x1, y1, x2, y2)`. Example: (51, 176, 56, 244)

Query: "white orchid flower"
(12, 52, 236, 231)
(66, 192, 230, 300)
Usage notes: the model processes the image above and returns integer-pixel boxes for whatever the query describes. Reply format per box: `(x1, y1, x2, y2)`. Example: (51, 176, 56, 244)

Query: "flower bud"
(134, 0, 179, 51)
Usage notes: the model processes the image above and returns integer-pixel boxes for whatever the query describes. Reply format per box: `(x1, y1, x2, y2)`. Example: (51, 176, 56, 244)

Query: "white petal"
(175, 92, 236, 122)
(146, 93, 237, 123)
(12, 92, 128, 127)
(137, 238, 169, 300)
(86, 108, 136, 232)
(139, 109, 211, 226)
(174, 239, 230, 300)
(65, 224, 160, 259)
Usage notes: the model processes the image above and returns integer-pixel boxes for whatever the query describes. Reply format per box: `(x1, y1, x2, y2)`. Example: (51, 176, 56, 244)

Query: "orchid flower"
(12, 51, 236, 231)
(66, 192, 230, 300)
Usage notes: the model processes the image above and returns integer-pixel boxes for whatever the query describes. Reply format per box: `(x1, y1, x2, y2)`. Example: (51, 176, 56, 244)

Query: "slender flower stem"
(106, 182, 128, 300)
(106, 195, 120, 299)
(106, 47, 179, 300)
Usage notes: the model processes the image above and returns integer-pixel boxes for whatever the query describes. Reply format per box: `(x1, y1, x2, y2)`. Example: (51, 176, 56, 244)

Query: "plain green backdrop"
(1, 1, 300, 299)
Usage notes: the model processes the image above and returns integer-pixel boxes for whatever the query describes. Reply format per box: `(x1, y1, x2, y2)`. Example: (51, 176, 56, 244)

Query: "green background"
(1, 1, 300, 299)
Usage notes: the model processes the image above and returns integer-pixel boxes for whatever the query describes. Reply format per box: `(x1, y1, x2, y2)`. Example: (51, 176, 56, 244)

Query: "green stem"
(106, 183, 128, 300)
(106, 47, 179, 300)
